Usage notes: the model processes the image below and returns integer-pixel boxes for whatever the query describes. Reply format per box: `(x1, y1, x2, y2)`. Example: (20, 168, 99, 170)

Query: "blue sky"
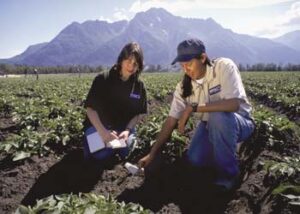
(0, 0, 299, 58)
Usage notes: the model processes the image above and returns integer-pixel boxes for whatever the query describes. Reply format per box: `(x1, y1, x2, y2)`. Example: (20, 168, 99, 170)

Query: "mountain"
(273, 30, 300, 52)
(3, 20, 128, 66)
(0, 42, 48, 64)
(2, 8, 300, 66)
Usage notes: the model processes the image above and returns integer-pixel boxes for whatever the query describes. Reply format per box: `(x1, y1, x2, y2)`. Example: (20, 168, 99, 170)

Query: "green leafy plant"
(15, 193, 151, 214)
(265, 157, 300, 179)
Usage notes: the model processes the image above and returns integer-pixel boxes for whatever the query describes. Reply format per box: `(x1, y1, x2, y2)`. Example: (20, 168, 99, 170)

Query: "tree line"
(238, 63, 300, 72)
(0, 64, 105, 75)
(0, 63, 300, 75)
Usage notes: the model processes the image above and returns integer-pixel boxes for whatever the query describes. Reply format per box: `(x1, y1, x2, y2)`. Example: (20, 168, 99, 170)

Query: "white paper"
(125, 162, 139, 174)
(124, 162, 144, 175)
(86, 131, 105, 153)
(107, 139, 127, 149)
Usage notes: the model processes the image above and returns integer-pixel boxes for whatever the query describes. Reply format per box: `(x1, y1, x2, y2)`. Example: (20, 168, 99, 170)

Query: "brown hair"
(115, 42, 144, 79)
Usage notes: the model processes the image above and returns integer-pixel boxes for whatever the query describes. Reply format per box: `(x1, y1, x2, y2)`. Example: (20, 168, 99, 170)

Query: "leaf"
(62, 135, 70, 145)
(57, 201, 64, 210)
(13, 151, 31, 161)
(83, 206, 97, 214)
(282, 194, 300, 200)
(3, 143, 12, 152)
(289, 201, 300, 206)
(15, 205, 30, 214)
(287, 167, 295, 176)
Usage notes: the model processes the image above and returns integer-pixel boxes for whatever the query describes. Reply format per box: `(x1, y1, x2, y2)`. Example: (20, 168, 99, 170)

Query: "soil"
(0, 149, 230, 214)
(1, 139, 299, 213)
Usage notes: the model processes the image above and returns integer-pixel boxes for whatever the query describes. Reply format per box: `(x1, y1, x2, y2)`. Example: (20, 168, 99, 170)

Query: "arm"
(178, 98, 241, 134)
(196, 98, 241, 112)
(138, 116, 178, 168)
(86, 107, 118, 143)
(118, 114, 146, 141)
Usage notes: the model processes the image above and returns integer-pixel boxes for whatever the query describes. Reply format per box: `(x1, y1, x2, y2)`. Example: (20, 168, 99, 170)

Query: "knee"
(208, 112, 234, 130)
(209, 112, 227, 124)
(92, 149, 114, 160)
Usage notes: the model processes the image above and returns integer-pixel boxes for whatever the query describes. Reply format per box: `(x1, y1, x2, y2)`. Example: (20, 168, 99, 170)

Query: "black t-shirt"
(83, 66, 147, 131)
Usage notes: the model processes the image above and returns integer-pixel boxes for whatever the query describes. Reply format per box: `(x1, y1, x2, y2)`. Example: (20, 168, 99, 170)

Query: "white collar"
(195, 78, 204, 85)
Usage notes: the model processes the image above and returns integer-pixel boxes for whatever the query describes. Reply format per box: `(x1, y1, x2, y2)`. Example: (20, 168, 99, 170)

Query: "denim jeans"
(83, 126, 136, 161)
(187, 112, 255, 189)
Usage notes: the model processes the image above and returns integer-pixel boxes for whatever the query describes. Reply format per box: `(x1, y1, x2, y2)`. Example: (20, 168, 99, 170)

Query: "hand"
(138, 153, 154, 168)
(102, 130, 118, 144)
(118, 130, 130, 144)
(177, 105, 193, 134)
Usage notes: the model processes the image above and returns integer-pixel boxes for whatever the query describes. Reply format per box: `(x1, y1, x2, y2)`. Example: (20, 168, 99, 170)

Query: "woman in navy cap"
(139, 38, 254, 190)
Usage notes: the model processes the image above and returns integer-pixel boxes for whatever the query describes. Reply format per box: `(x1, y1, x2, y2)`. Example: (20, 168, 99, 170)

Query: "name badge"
(130, 93, 140, 99)
(209, 85, 221, 95)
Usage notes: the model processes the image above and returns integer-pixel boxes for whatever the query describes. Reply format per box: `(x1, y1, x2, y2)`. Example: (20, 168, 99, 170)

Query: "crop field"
(0, 72, 299, 213)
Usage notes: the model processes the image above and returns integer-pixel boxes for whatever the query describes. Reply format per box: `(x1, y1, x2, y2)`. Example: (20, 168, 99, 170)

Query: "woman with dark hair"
(83, 42, 147, 161)
(139, 38, 254, 191)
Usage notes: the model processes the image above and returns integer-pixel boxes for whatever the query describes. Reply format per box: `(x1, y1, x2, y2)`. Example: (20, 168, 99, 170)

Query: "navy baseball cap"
(171, 38, 206, 65)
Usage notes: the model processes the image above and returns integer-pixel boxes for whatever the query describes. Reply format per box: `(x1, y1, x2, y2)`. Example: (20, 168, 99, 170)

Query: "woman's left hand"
(118, 130, 130, 144)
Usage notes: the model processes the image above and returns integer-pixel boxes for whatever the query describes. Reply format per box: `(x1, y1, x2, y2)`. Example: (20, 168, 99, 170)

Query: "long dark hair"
(182, 57, 212, 98)
(111, 42, 144, 80)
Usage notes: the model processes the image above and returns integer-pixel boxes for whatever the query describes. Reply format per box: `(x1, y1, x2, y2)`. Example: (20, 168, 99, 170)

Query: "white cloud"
(113, 8, 130, 21)
(252, 1, 300, 38)
(129, 0, 291, 13)
(98, 16, 113, 23)
(254, 24, 282, 38)
(98, 8, 129, 23)
(129, 0, 187, 13)
(280, 1, 300, 26)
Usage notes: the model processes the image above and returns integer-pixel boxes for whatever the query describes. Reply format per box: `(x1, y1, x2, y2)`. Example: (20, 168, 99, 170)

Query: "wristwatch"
(191, 103, 198, 112)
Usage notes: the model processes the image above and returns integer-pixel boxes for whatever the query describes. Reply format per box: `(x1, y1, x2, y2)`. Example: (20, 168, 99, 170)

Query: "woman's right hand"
(138, 153, 154, 168)
(102, 130, 118, 144)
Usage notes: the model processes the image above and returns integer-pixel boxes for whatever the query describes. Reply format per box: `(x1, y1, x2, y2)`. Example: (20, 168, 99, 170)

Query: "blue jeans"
(187, 112, 255, 189)
(83, 126, 136, 161)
